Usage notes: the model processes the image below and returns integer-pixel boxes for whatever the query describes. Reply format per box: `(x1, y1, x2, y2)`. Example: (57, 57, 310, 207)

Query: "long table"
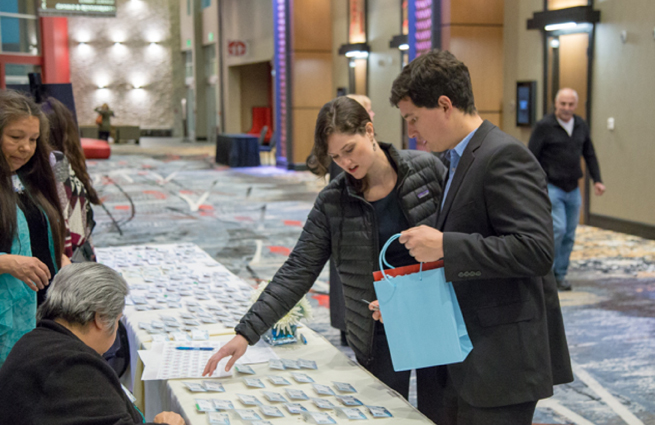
(97, 243, 435, 425)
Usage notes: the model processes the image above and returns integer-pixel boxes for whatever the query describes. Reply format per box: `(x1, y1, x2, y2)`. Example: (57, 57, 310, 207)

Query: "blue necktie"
(441, 149, 461, 210)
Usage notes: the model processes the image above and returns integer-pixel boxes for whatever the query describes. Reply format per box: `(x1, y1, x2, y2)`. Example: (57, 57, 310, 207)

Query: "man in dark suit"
(387, 50, 573, 424)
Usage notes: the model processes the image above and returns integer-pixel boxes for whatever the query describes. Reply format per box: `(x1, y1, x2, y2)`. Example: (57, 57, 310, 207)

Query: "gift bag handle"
(379, 234, 424, 284)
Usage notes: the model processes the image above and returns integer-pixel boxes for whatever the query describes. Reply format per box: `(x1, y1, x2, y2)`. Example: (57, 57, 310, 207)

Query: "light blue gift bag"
(373, 234, 473, 372)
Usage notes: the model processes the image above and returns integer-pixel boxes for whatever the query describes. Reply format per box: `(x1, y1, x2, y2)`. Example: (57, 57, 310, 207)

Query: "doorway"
(546, 32, 589, 120)
(236, 61, 272, 135)
(348, 58, 368, 95)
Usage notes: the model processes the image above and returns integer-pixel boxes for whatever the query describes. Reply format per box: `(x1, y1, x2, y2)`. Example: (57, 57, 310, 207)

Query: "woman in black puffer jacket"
(205, 97, 446, 416)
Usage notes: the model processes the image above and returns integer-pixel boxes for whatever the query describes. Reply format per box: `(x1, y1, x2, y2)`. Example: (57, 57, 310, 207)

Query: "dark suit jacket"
(439, 120, 573, 408)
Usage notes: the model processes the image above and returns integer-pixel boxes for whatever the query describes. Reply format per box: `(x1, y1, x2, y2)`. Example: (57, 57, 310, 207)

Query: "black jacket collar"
(343, 142, 410, 198)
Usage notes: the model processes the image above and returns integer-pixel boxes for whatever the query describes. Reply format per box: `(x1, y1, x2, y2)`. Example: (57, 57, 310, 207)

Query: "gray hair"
(555, 88, 579, 103)
(38, 263, 129, 334)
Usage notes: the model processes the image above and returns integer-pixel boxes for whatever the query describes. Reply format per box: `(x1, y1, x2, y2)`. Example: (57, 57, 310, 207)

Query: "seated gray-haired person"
(0, 262, 184, 425)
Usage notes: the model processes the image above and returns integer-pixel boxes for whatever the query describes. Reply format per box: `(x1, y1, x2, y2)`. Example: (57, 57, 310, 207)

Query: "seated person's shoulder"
(8, 323, 107, 376)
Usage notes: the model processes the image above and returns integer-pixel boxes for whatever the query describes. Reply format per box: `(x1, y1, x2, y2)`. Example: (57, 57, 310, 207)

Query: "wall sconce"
(77, 31, 91, 44)
(145, 29, 162, 44)
(345, 50, 369, 59)
(544, 22, 578, 31)
(96, 77, 111, 89)
(112, 31, 126, 45)
(527, 6, 600, 33)
(338, 42, 370, 59)
(127, 0, 145, 11)
(389, 34, 409, 51)
(131, 76, 147, 89)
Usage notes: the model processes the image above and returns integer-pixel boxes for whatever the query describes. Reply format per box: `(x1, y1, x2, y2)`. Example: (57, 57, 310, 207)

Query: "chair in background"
(247, 107, 272, 143)
(258, 126, 276, 165)
(79, 125, 99, 139)
(115, 125, 141, 144)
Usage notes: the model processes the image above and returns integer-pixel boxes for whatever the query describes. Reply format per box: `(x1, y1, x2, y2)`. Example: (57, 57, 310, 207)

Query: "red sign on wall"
(227, 40, 248, 57)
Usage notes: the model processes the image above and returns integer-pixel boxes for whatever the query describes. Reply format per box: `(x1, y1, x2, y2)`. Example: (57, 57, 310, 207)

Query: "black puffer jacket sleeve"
(235, 190, 333, 344)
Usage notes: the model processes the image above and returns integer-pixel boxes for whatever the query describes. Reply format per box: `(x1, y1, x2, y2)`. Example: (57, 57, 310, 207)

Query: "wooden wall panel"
(354, 59, 367, 95)
(293, 0, 332, 51)
(441, 0, 504, 129)
(292, 53, 333, 108)
(479, 112, 502, 128)
(447, 26, 504, 114)
(287, 0, 332, 168)
(559, 33, 589, 120)
(448, 0, 504, 25)
(292, 108, 321, 164)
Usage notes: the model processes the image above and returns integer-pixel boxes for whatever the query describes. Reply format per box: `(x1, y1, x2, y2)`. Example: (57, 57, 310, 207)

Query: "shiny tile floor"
(91, 140, 655, 424)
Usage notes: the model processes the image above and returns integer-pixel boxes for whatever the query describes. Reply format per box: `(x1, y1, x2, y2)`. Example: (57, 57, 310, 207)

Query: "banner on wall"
(39, 0, 117, 17)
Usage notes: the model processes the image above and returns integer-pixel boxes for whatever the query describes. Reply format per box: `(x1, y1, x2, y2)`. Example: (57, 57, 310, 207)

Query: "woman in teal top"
(0, 90, 68, 366)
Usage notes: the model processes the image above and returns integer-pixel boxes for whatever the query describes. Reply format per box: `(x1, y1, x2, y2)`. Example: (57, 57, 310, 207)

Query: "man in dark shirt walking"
(529, 88, 606, 291)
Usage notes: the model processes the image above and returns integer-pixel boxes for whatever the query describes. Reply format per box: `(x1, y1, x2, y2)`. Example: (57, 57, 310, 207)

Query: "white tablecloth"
(98, 243, 434, 424)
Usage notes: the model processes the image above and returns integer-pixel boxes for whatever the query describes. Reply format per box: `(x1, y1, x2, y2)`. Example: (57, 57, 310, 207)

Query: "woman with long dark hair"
(0, 90, 68, 366)
(42, 97, 100, 261)
(204, 97, 447, 418)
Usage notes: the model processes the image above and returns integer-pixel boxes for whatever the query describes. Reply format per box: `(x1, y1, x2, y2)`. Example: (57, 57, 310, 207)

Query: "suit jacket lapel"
(436, 120, 495, 230)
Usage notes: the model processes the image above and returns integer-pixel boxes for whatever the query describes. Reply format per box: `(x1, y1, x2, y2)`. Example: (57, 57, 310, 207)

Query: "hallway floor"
(89, 140, 655, 424)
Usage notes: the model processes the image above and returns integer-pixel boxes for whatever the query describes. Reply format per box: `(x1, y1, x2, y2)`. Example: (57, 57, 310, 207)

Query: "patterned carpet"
(570, 225, 655, 279)
(89, 142, 655, 424)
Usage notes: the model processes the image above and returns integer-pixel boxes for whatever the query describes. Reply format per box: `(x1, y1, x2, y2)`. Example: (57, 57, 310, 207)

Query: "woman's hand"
(0, 254, 50, 291)
(369, 300, 383, 323)
(153, 411, 185, 425)
(203, 334, 249, 376)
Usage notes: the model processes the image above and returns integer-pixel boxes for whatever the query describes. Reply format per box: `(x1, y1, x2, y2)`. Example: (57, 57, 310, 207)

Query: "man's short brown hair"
(390, 50, 476, 114)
